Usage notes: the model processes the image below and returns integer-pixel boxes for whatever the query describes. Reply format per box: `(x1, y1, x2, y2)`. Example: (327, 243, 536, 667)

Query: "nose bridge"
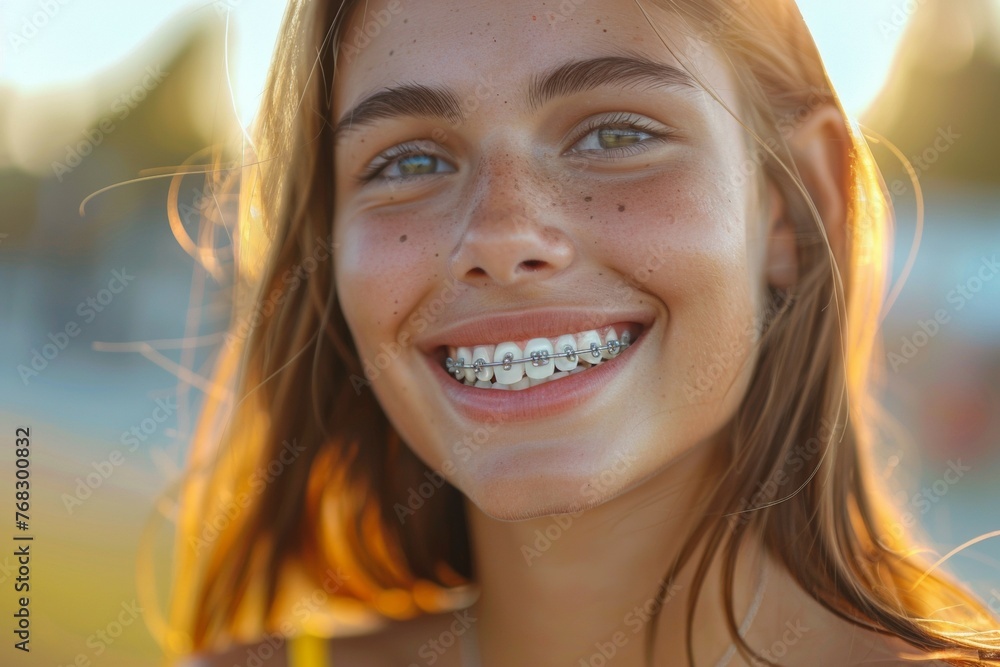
(450, 148, 574, 286)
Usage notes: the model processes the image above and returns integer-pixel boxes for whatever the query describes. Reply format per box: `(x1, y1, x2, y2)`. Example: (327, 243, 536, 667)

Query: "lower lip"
(425, 328, 646, 423)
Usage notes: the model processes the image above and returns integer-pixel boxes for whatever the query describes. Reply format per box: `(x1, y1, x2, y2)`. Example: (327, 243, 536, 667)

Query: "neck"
(462, 443, 769, 667)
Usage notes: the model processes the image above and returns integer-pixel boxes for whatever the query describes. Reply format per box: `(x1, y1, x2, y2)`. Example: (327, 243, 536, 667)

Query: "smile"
(442, 325, 637, 391)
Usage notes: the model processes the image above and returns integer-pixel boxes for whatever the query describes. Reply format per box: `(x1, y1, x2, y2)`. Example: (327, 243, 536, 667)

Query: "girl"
(164, 0, 1000, 664)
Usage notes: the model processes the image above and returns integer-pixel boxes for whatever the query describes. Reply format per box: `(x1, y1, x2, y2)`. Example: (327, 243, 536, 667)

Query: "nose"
(449, 158, 575, 287)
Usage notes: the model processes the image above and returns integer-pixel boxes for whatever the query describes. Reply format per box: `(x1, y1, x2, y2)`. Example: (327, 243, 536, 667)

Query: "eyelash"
(356, 112, 675, 185)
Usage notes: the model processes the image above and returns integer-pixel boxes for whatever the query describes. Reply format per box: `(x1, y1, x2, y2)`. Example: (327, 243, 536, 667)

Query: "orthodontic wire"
(445, 331, 632, 378)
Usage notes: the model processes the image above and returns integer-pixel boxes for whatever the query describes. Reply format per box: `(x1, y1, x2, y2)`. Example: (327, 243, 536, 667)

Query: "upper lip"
(415, 308, 657, 353)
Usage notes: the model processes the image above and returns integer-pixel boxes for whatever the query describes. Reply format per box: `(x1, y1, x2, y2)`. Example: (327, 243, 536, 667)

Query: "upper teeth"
(445, 327, 633, 387)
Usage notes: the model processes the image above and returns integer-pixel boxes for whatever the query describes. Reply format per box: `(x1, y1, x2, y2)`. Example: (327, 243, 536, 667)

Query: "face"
(333, 0, 785, 520)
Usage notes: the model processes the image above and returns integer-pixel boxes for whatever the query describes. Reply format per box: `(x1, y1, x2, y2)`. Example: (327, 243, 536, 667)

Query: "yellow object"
(287, 633, 328, 667)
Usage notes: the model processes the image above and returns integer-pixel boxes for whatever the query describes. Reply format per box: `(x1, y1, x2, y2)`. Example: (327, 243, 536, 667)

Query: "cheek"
(592, 160, 753, 310)
(335, 214, 439, 358)
(593, 161, 759, 418)
(655, 171, 758, 413)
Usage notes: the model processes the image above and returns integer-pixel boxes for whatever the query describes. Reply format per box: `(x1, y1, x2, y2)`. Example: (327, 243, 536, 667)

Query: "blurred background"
(1, 0, 998, 664)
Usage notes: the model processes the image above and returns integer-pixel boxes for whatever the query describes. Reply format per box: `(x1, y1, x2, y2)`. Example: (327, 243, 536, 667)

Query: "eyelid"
(562, 111, 676, 154)
(358, 112, 676, 185)
(357, 138, 455, 184)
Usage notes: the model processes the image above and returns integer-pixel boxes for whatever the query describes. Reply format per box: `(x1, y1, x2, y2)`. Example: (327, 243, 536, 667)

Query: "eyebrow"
(334, 53, 698, 143)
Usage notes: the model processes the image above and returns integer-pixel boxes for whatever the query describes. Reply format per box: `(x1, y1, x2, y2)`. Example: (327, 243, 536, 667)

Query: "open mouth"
(435, 323, 644, 391)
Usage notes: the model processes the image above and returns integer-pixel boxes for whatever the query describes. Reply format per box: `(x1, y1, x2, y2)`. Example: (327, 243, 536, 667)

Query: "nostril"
(520, 259, 546, 271)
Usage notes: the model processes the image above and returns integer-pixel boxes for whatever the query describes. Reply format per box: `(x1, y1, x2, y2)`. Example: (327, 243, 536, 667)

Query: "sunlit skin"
(330, 1, 916, 665)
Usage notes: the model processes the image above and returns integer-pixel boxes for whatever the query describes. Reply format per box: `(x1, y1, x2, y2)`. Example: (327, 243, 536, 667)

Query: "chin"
(453, 439, 667, 522)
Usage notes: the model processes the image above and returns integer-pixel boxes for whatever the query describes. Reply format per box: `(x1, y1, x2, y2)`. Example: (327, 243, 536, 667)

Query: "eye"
(358, 140, 456, 184)
(566, 112, 675, 158)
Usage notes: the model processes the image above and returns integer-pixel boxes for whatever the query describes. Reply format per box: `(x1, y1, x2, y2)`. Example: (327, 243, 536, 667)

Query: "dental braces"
(445, 331, 631, 379)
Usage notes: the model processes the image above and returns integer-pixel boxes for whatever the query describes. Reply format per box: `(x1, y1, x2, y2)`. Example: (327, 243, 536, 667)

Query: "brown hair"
(154, 0, 1000, 664)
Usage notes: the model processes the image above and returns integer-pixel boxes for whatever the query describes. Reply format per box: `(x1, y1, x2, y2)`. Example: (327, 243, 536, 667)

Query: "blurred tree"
(864, 0, 1000, 188)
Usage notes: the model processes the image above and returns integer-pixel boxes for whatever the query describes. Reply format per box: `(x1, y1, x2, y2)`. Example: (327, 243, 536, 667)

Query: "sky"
(0, 0, 920, 123)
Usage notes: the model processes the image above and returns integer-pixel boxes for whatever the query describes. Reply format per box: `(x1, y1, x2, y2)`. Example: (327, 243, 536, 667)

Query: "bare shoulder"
(329, 609, 475, 667)
(743, 564, 961, 667)
(172, 636, 290, 667)
(174, 610, 474, 667)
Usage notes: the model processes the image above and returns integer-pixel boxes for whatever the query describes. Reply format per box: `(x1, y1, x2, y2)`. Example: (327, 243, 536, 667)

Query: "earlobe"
(785, 104, 852, 264)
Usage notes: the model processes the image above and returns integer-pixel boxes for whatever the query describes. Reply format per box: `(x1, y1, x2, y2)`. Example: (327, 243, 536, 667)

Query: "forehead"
(332, 0, 737, 121)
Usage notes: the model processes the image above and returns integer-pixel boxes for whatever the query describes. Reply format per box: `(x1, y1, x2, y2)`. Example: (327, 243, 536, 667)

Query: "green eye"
(567, 112, 673, 156)
(360, 145, 456, 183)
(595, 128, 646, 149)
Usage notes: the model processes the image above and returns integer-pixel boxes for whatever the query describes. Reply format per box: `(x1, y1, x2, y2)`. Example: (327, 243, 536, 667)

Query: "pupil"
(399, 155, 435, 175)
(599, 129, 641, 149)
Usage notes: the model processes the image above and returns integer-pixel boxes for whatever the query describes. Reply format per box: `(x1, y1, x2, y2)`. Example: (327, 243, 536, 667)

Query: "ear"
(764, 178, 796, 290)
(788, 104, 852, 265)
(766, 104, 852, 290)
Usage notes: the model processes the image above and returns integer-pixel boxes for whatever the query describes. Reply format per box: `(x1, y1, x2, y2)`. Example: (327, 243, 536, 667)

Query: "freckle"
(532, 15, 536, 20)
(584, 196, 592, 202)
(603, 29, 607, 32)
(590, 215, 594, 219)
(618, 205, 626, 212)
(399, 234, 408, 242)
(403, 18, 407, 23)
(435, 253, 439, 257)
(393, 311, 398, 315)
